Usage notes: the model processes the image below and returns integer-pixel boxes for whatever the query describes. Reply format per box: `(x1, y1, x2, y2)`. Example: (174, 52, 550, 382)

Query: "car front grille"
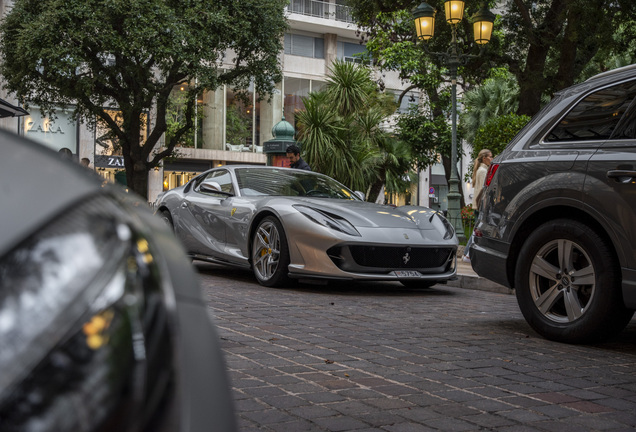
(327, 245, 455, 273)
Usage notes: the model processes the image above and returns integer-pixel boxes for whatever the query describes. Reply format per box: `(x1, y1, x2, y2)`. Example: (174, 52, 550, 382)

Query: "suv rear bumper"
(469, 240, 512, 289)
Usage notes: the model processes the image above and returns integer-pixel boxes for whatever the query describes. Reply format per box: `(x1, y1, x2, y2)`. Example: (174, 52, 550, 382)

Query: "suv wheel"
(515, 219, 633, 344)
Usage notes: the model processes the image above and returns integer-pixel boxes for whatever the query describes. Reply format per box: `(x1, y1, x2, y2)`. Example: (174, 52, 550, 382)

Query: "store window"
(167, 83, 203, 148)
(284, 33, 324, 59)
(226, 84, 257, 149)
(163, 171, 201, 191)
(94, 109, 147, 186)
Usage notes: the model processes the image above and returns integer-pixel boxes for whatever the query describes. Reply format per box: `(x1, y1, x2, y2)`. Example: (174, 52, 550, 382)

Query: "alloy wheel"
(528, 239, 595, 323)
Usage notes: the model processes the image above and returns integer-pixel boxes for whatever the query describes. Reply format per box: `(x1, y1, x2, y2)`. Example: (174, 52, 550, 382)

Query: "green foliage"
(460, 72, 519, 144)
(165, 90, 205, 148)
(498, 0, 636, 115)
(472, 113, 530, 160)
(0, 0, 287, 198)
(395, 105, 451, 171)
(295, 60, 413, 200)
(346, 0, 636, 117)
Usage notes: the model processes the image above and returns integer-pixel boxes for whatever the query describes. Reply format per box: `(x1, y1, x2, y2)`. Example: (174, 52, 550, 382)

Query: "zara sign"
(23, 108, 77, 152)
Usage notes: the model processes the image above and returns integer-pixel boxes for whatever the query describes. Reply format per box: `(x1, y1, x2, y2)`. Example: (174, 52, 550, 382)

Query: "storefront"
(162, 160, 219, 191)
(22, 107, 78, 156)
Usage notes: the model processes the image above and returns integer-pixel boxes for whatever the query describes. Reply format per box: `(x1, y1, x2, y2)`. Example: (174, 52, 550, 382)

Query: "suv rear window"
(546, 79, 636, 142)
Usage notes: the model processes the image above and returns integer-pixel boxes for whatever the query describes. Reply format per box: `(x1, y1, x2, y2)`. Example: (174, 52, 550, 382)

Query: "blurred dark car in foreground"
(155, 166, 458, 288)
(470, 64, 636, 344)
(0, 129, 236, 431)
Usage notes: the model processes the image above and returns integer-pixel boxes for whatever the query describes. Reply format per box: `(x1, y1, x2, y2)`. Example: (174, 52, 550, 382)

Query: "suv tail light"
(485, 163, 499, 186)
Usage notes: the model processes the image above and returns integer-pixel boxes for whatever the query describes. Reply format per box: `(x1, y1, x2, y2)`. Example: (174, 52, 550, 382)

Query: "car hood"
(287, 198, 441, 230)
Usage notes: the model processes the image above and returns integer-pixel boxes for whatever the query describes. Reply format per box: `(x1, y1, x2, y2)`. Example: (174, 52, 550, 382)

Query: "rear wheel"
(515, 219, 633, 344)
(399, 280, 437, 289)
(251, 216, 291, 287)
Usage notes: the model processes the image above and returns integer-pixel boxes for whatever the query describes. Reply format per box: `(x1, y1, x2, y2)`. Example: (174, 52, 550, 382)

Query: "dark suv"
(470, 64, 636, 344)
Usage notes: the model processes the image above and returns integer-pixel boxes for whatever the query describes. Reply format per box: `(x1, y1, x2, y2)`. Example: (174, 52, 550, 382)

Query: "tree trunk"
(516, 45, 550, 116)
(367, 177, 384, 203)
(128, 162, 149, 200)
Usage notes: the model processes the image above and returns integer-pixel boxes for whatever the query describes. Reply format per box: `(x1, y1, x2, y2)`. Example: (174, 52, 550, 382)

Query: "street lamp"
(412, 1, 495, 242)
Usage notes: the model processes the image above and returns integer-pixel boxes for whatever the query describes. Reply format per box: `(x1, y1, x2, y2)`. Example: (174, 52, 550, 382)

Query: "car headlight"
(0, 197, 174, 431)
(429, 211, 455, 240)
(294, 205, 360, 237)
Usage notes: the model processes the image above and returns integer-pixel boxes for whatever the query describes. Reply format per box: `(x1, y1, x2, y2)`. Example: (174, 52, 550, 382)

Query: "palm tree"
(296, 60, 413, 200)
(461, 75, 519, 144)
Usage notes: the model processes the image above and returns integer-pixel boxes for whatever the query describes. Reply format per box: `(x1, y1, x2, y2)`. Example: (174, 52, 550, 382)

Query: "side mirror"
(200, 181, 222, 193)
(199, 181, 234, 197)
(354, 191, 366, 200)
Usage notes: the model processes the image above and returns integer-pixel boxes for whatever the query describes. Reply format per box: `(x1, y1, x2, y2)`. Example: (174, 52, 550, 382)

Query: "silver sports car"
(155, 166, 458, 288)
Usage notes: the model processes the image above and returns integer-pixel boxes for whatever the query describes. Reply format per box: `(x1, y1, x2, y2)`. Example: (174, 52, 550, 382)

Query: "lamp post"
(413, 1, 495, 242)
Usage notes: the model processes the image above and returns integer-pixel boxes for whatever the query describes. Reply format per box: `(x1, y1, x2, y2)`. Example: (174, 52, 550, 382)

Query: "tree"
(295, 60, 413, 201)
(498, 0, 636, 116)
(472, 113, 530, 160)
(346, 0, 636, 117)
(0, 0, 287, 198)
(345, 5, 493, 195)
(460, 71, 519, 144)
(165, 90, 204, 148)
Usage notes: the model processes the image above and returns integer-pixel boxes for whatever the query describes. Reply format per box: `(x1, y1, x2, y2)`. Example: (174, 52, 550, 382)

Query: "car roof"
(585, 63, 636, 82)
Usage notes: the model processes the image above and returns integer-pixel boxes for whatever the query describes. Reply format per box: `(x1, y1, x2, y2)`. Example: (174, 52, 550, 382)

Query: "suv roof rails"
(586, 63, 636, 81)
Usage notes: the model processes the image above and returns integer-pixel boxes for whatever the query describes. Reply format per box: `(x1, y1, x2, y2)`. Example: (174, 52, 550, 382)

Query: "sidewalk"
(448, 247, 513, 295)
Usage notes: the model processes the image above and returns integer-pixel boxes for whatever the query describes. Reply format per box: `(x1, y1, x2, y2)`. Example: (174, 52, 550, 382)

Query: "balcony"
(287, 0, 353, 24)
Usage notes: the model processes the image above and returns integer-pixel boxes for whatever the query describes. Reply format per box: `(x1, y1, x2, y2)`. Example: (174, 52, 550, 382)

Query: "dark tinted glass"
(546, 80, 636, 142)
(235, 168, 360, 200)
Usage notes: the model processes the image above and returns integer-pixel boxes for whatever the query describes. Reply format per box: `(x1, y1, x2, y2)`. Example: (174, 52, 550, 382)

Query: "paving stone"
(422, 416, 482, 431)
(197, 264, 636, 432)
(460, 412, 517, 428)
(311, 415, 371, 431)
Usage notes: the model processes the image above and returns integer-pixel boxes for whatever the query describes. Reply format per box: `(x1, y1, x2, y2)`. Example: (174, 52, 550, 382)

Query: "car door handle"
(607, 170, 636, 182)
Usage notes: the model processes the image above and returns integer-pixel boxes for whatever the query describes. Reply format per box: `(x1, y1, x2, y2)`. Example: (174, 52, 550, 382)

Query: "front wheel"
(251, 216, 291, 287)
(515, 219, 633, 344)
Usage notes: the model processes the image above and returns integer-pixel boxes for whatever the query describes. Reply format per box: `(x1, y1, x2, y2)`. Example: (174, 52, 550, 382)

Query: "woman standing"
(463, 149, 493, 262)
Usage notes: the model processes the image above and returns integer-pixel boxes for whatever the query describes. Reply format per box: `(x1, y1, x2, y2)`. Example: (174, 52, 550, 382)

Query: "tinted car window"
(235, 168, 360, 200)
(546, 80, 636, 142)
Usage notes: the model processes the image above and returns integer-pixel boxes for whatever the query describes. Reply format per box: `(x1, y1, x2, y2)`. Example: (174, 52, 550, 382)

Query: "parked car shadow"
(193, 261, 457, 298)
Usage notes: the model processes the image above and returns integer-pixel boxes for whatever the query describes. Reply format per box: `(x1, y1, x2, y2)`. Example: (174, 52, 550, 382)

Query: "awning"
(430, 174, 448, 186)
(0, 98, 28, 118)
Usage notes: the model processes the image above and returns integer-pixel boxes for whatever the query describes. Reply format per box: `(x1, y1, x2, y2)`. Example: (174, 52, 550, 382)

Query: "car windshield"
(235, 168, 361, 200)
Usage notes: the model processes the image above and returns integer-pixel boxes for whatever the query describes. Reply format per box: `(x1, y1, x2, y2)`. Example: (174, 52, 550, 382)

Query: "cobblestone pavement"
(197, 263, 636, 432)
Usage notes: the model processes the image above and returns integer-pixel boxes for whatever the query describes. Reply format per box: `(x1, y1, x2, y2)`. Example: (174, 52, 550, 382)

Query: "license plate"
(395, 270, 421, 278)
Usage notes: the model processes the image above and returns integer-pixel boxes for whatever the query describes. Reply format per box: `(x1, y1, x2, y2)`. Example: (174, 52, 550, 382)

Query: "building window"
(337, 41, 369, 64)
(284, 33, 324, 59)
(395, 91, 420, 114)
(283, 78, 325, 128)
